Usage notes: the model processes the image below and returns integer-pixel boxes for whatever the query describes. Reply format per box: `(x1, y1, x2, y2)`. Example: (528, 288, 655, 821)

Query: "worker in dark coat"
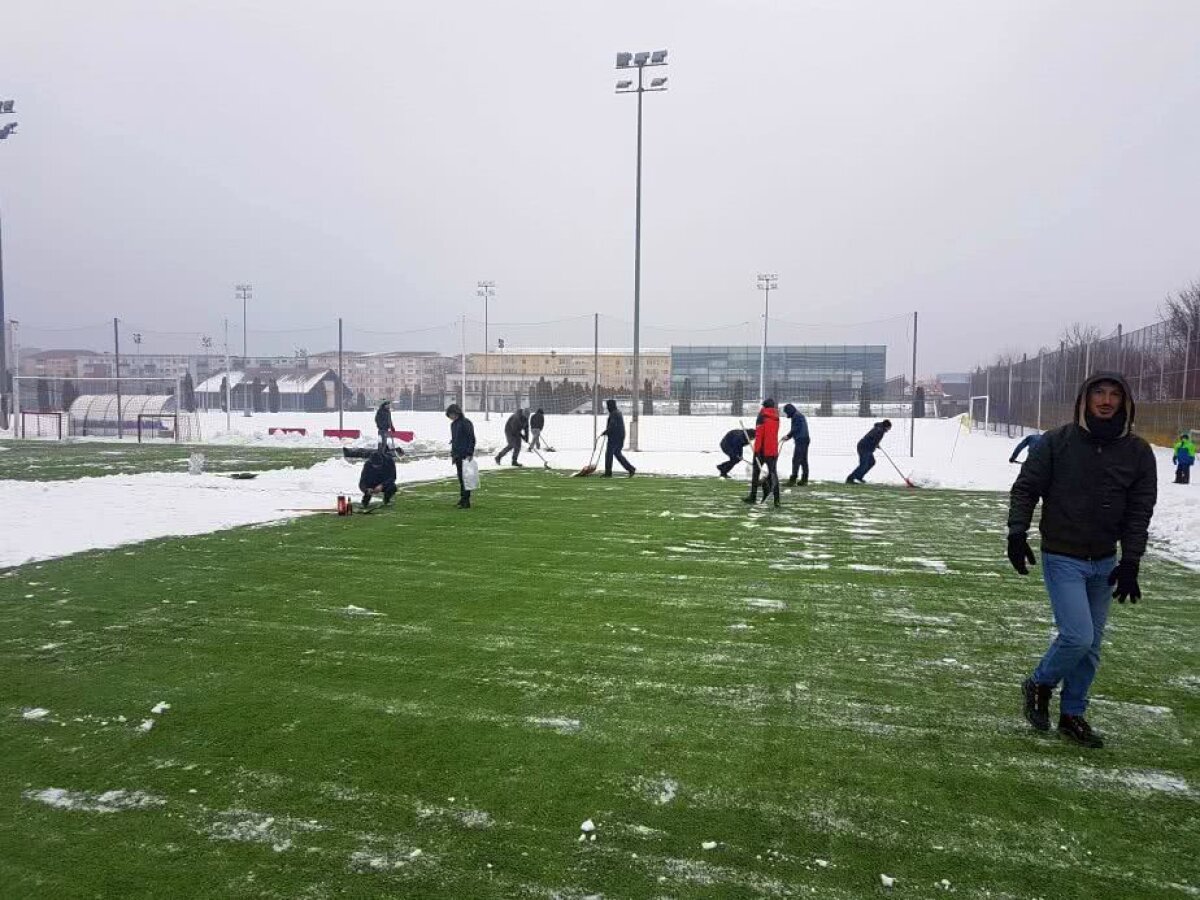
(601, 399, 636, 477)
(781, 403, 810, 486)
(1010, 432, 1043, 464)
(359, 447, 397, 510)
(494, 409, 529, 467)
(745, 399, 781, 506)
(446, 403, 476, 508)
(846, 420, 891, 484)
(1008, 372, 1157, 748)
(374, 400, 394, 446)
(530, 408, 546, 449)
(717, 427, 755, 478)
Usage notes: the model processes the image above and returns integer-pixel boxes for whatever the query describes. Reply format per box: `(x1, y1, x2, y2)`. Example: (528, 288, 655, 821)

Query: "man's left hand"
(1107, 559, 1141, 604)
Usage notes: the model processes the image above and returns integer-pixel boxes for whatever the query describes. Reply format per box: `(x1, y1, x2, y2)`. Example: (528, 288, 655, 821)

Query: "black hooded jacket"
(446, 405, 476, 460)
(530, 410, 545, 431)
(504, 410, 529, 442)
(857, 422, 889, 454)
(1008, 372, 1157, 562)
(602, 400, 626, 446)
(375, 403, 393, 433)
(359, 448, 397, 491)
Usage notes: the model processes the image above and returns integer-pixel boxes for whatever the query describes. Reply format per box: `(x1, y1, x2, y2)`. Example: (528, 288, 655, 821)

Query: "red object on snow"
(323, 429, 362, 439)
(269, 427, 308, 436)
(388, 429, 415, 442)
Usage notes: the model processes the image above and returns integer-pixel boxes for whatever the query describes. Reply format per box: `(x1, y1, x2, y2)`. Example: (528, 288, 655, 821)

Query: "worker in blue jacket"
(717, 427, 755, 478)
(781, 403, 811, 486)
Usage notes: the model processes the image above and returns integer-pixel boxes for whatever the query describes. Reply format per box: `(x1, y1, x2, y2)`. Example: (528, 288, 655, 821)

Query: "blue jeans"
(1031, 552, 1117, 716)
(848, 450, 875, 482)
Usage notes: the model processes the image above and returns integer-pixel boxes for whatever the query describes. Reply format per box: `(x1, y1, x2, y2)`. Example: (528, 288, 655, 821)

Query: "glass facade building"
(670, 345, 887, 402)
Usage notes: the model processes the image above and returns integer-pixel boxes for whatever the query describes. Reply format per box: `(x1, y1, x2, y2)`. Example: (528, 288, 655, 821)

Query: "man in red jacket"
(744, 398, 781, 507)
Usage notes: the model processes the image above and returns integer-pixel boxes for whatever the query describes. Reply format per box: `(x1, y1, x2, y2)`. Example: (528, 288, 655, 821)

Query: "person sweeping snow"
(781, 403, 810, 486)
(744, 399, 781, 507)
(1008, 373, 1157, 748)
(846, 420, 891, 484)
(716, 427, 754, 478)
(358, 446, 397, 511)
(600, 399, 636, 478)
(494, 408, 529, 467)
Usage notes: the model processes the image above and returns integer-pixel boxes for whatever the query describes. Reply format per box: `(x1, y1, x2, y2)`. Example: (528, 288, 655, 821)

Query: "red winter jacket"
(753, 406, 780, 458)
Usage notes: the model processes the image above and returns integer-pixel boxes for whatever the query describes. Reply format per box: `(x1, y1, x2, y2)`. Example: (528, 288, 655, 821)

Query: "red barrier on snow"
(388, 430, 415, 442)
(323, 429, 362, 439)
(269, 427, 308, 436)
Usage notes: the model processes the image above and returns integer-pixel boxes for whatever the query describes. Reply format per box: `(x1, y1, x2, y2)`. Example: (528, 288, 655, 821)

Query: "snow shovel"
(879, 446, 917, 488)
(526, 442, 552, 470)
(573, 435, 606, 477)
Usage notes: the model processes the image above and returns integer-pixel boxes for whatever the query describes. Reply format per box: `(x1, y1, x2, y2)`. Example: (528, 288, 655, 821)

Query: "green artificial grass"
(1, 472, 1197, 899)
(0, 440, 338, 481)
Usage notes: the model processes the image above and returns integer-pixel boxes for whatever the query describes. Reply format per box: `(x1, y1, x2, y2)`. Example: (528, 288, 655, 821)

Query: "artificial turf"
(1, 471, 1197, 898)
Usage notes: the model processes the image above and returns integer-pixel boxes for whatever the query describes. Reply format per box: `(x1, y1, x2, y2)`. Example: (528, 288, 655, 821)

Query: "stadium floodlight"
(612, 49, 669, 450)
(0, 123, 15, 140)
(756, 274, 779, 402)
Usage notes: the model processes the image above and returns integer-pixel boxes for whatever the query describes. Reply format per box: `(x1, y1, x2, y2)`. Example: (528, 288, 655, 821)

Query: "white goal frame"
(969, 395, 990, 432)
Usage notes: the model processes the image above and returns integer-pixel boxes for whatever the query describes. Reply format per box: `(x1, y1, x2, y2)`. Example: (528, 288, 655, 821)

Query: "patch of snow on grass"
(25, 788, 166, 813)
(207, 810, 321, 852)
(340, 604, 384, 617)
(416, 802, 494, 829)
(22, 707, 50, 720)
(742, 597, 785, 611)
(526, 716, 582, 734)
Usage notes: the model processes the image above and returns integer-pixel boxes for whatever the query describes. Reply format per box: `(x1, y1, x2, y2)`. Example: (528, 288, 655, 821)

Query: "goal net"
(968, 395, 991, 432)
(12, 376, 200, 442)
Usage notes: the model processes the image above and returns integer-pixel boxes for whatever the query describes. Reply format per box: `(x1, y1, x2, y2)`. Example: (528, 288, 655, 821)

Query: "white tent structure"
(67, 394, 196, 441)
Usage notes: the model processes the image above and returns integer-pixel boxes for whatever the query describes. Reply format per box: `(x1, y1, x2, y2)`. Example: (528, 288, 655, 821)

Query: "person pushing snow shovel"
(717, 427, 755, 478)
(744, 399, 781, 507)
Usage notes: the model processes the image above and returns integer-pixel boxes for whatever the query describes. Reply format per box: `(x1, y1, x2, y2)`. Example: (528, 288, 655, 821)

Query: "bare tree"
(1058, 322, 1104, 348)
(1160, 280, 1200, 347)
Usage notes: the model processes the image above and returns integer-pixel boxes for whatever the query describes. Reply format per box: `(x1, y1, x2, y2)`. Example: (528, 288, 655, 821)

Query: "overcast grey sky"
(3, 0, 1199, 371)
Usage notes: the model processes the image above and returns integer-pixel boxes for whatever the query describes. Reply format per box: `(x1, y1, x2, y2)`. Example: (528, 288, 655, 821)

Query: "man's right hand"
(1007, 533, 1037, 575)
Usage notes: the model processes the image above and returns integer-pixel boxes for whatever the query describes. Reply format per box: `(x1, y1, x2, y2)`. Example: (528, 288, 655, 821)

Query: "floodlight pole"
(236, 284, 252, 416)
(756, 274, 777, 402)
(616, 50, 668, 451)
(478, 281, 495, 420)
(0, 98, 14, 428)
(113, 318, 123, 439)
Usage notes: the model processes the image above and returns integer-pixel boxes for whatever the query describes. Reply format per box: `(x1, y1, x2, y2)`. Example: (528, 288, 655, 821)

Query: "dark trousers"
(717, 450, 743, 476)
(1177, 464, 1192, 484)
(454, 460, 471, 504)
(496, 435, 522, 465)
(748, 456, 780, 503)
(789, 439, 810, 483)
(605, 441, 635, 475)
(378, 427, 390, 447)
(361, 481, 397, 509)
(848, 450, 876, 482)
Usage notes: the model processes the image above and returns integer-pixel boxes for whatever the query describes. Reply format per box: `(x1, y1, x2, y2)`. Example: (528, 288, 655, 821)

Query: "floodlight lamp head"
(650, 77, 667, 88)
(651, 49, 668, 63)
(616, 79, 633, 90)
(633, 51, 650, 66)
(616, 52, 632, 68)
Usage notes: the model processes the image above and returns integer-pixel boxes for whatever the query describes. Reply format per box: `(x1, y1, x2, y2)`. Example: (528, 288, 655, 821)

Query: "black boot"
(1022, 677, 1052, 732)
(787, 476, 797, 486)
(1058, 714, 1103, 748)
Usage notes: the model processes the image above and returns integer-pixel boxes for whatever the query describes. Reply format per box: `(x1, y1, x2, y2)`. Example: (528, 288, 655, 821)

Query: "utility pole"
(594, 312, 599, 445)
(113, 318, 123, 439)
(0, 96, 18, 428)
(756, 274, 778, 402)
(460, 315, 467, 410)
(477, 281, 495, 420)
(223, 318, 231, 433)
(337, 317, 344, 431)
(910, 311, 918, 456)
(616, 49, 668, 451)
(236, 284, 252, 416)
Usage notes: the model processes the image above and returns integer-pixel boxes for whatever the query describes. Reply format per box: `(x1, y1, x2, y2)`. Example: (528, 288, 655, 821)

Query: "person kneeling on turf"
(359, 446, 398, 511)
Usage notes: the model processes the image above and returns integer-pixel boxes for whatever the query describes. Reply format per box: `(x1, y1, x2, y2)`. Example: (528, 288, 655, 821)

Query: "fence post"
(1182, 320, 1193, 432)
(1037, 351, 1044, 431)
(1117, 323, 1123, 373)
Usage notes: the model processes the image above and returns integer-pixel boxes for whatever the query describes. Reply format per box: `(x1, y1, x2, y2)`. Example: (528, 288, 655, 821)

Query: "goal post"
(969, 395, 990, 432)
(20, 411, 64, 440)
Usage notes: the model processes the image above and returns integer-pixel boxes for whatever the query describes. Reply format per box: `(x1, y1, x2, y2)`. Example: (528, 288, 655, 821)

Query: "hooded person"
(744, 399, 781, 506)
(529, 408, 546, 449)
(495, 408, 530, 467)
(600, 398, 636, 477)
(846, 420, 891, 484)
(1008, 372, 1157, 748)
(445, 403, 477, 508)
(1172, 432, 1196, 484)
(781, 402, 810, 486)
(374, 399, 394, 446)
(717, 426, 755, 478)
(359, 446, 397, 511)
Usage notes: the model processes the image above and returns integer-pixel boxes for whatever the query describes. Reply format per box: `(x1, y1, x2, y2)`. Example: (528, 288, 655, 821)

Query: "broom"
(573, 435, 606, 477)
(878, 446, 917, 488)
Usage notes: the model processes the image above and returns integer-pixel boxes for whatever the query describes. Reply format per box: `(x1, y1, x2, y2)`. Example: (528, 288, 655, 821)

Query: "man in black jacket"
(529, 408, 546, 449)
(846, 420, 891, 484)
(494, 408, 529, 467)
(1008, 372, 1157, 748)
(359, 446, 397, 511)
(717, 427, 754, 477)
(601, 398, 636, 477)
(446, 403, 477, 509)
(375, 400, 394, 447)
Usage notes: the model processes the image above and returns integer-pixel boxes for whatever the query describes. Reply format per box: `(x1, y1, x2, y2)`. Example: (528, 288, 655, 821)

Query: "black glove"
(1107, 559, 1141, 603)
(1007, 533, 1036, 575)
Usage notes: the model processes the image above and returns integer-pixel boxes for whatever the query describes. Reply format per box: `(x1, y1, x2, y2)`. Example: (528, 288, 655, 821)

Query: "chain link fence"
(970, 318, 1199, 447)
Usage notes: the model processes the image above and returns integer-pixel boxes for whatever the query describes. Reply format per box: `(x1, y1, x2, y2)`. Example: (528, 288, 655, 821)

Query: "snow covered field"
(1, 413, 1197, 569)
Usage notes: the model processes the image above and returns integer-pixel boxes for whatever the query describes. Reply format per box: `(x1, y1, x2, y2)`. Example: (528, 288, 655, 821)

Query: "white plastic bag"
(462, 457, 480, 491)
(188, 452, 206, 475)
